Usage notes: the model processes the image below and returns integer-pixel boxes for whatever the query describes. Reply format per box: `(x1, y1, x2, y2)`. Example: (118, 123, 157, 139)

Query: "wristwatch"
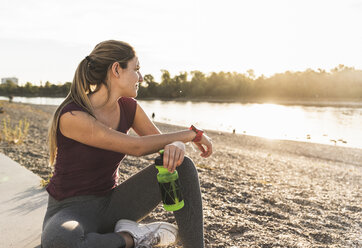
(189, 125, 204, 142)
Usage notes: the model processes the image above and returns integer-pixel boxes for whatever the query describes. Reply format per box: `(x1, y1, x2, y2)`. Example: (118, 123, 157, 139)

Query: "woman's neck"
(89, 84, 119, 112)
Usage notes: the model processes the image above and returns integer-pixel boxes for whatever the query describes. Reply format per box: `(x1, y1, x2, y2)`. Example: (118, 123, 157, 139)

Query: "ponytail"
(48, 40, 135, 166)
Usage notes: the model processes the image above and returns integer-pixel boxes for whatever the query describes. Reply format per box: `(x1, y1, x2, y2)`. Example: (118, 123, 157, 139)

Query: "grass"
(40, 173, 53, 187)
(0, 117, 30, 144)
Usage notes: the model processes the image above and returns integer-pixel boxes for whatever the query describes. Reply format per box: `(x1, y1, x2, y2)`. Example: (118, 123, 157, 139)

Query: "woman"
(41, 40, 213, 248)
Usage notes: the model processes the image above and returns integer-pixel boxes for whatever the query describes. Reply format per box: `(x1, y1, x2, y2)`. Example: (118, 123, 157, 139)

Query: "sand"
(0, 100, 361, 247)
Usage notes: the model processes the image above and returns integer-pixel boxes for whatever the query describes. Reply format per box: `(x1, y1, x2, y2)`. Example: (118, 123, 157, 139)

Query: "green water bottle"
(155, 150, 184, 211)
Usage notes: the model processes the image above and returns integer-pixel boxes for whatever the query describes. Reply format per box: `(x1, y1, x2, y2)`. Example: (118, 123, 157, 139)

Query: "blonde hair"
(48, 40, 135, 166)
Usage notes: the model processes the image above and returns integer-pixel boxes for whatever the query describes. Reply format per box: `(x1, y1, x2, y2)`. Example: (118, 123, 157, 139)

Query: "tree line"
(0, 81, 71, 97)
(1, 64, 361, 101)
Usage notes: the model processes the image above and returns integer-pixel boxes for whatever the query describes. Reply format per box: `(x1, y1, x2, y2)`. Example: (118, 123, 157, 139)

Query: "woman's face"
(117, 56, 143, 97)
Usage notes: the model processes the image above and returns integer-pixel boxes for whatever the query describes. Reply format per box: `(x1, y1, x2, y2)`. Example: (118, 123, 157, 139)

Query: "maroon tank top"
(46, 97, 137, 200)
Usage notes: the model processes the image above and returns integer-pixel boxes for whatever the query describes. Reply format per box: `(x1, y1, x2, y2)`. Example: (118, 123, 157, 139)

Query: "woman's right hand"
(193, 133, 213, 158)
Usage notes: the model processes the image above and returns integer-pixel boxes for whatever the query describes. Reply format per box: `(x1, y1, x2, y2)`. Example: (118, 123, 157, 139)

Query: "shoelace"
(137, 225, 161, 248)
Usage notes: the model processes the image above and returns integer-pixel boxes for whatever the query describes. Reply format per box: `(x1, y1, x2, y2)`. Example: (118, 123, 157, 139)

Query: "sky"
(0, 0, 362, 85)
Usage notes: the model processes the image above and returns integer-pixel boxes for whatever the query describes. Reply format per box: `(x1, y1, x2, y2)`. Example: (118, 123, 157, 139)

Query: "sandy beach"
(0, 100, 361, 247)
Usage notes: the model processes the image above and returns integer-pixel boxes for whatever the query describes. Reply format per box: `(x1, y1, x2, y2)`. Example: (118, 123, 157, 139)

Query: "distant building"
(1, 77, 19, 85)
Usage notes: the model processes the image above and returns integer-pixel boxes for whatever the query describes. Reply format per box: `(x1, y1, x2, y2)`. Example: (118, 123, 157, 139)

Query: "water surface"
(1, 96, 361, 149)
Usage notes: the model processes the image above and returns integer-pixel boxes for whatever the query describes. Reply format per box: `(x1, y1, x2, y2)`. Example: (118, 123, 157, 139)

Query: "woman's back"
(47, 97, 137, 201)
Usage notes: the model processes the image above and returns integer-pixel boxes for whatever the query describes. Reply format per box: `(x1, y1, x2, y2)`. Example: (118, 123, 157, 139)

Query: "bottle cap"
(155, 150, 164, 166)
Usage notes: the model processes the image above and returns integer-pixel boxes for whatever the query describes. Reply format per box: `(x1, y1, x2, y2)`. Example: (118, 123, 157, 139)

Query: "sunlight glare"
(237, 104, 306, 140)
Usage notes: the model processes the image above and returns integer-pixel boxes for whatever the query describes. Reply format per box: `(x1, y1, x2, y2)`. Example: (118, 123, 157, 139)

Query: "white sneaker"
(114, 219, 178, 247)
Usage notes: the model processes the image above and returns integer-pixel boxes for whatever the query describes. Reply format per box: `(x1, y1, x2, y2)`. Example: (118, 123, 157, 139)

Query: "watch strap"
(189, 125, 204, 142)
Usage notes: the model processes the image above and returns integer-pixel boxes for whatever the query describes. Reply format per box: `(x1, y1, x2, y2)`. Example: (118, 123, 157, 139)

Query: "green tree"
(0, 81, 18, 96)
(143, 74, 158, 97)
(189, 71, 207, 97)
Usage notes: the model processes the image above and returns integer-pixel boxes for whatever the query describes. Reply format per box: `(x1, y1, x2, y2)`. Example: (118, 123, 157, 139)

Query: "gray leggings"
(41, 157, 204, 248)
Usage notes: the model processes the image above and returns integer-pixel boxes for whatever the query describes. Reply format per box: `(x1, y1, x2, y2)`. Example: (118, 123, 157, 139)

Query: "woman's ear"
(111, 62, 121, 77)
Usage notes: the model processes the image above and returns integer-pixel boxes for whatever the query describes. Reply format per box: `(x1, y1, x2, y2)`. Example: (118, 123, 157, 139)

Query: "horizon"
(1, 64, 360, 86)
(1, 0, 362, 86)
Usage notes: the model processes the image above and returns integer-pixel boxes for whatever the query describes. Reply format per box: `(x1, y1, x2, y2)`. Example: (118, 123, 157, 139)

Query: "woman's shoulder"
(60, 101, 86, 115)
(118, 97, 138, 111)
(118, 97, 137, 106)
(118, 97, 138, 126)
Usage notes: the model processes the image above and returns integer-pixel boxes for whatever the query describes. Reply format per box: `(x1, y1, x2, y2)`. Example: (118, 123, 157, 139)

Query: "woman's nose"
(138, 72, 143, 82)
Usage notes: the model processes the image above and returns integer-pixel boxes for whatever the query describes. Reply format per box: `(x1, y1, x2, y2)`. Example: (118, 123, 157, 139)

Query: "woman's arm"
(132, 103, 187, 172)
(59, 110, 212, 159)
(132, 104, 161, 136)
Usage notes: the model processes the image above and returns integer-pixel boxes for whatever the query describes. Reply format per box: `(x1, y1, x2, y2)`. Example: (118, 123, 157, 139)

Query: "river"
(1, 96, 361, 149)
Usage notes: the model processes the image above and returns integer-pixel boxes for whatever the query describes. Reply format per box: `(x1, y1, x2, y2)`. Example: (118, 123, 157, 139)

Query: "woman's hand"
(193, 133, 213, 158)
(163, 141, 185, 173)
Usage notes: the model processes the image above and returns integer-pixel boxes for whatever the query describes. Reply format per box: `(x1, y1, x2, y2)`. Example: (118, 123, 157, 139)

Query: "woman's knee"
(178, 156, 198, 178)
(42, 217, 85, 248)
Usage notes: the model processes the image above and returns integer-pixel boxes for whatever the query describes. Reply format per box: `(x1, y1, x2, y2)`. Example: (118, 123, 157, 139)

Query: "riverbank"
(139, 97, 362, 108)
(1, 95, 362, 108)
(0, 100, 361, 247)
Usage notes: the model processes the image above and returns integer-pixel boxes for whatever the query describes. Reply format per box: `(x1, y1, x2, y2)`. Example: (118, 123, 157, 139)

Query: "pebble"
(0, 100, 361, 247)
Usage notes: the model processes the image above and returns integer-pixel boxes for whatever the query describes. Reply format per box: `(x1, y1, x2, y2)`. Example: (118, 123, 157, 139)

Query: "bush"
(1, 117, 30, 144)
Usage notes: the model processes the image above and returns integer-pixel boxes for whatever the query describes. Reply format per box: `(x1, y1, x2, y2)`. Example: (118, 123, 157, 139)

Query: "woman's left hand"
(163, 141, 185, 173)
